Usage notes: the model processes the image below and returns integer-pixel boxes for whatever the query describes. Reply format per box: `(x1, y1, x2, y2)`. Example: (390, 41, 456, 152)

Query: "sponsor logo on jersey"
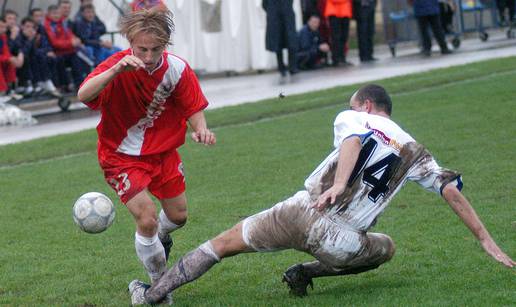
(366, 122, 403, 151)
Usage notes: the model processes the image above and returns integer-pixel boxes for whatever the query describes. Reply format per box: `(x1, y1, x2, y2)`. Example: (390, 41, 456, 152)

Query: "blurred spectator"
(495, 0, 515, 26)
(74, 4, 121, 65)
(2, 11, 24, 99)
(353, 0, 377, 62)
(44, 4, 89, 91)
(439, 0, 456, 34)
(409, 0, 451, 56)
(75, 0, 99, 23)
(131, 0, 168, 12)
(30, 8, 47, 36)
(301, 0, 319, 23)
(2, 10, 23, 68)
(16, 17, 61, 98)
(58, 0, 75, 34)
(263, 0, 299, 76)
(297, 14, 330, 69)
(0, 19, 17, 95)
(3, 10, 20, 43)
(324, 0, 352, 66)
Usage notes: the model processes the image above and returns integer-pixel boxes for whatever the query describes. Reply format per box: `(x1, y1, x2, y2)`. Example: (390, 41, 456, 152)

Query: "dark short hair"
(4, 9, 18, 17)
(21, 17, 36, 26)
(80, 4, 95, 12)
(30, 8, 43, 16)
(48, 5, 59, 13)
(355, 84, 392, 115)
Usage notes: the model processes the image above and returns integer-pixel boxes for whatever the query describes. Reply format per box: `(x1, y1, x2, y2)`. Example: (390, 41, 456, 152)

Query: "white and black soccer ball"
(72, 192, 115, 234)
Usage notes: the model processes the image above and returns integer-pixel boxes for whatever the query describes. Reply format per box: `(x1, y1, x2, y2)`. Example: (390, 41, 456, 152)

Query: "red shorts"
(98, 149, 185, 204)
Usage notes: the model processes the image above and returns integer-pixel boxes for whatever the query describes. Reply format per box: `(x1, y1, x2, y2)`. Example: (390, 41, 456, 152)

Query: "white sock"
(45, 79, 57, 91)
(199, 241, 221, 262)
(158, 210, 182, 241)
(134, 232, 167, 284)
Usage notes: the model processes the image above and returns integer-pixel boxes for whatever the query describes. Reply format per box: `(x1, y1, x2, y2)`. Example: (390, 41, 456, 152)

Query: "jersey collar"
(130, 49, 165, 75)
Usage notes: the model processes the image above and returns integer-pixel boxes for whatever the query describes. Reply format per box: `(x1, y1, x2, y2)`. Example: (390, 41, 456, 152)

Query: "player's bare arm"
(314, 136, 362, 210)
(188, 111, 216, 145)
(77, 55, 145, 103)
(442, 184, 515, 268)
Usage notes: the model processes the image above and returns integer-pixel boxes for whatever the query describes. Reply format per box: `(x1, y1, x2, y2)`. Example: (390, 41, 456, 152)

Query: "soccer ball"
(72, 192, 115, 234)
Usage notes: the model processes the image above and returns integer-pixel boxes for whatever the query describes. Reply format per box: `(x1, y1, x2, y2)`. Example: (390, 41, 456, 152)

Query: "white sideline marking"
(0, 152, 93, 171)
(2, 68, 515, 172)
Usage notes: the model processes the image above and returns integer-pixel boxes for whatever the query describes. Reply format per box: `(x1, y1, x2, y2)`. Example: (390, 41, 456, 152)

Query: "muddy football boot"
(160, 234, 174, 262)
(282, 264, 314, 297)
(128, 280, 150, 305)
(128, 280, 173, 305)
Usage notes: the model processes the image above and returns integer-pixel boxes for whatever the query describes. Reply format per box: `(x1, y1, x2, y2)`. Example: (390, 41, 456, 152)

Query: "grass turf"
(0, 57, 515, 306)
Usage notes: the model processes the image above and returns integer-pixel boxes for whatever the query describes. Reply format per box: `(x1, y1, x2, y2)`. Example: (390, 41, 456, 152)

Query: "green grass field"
(1, 57, 515, 306)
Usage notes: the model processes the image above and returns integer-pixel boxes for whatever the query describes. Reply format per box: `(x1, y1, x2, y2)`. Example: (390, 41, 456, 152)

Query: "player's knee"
(137, 215, 159, 235)
(382, 236, 396, 262)
(168, 209, 187, 226)
(211, 226, 247, 258)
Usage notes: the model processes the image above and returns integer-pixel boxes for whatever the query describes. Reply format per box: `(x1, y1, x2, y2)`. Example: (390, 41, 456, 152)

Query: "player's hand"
(313, 184, 345, 211)
(481, 239, 516, 268)
(191, 128, 216, 146)
(112, 55, 145, 74)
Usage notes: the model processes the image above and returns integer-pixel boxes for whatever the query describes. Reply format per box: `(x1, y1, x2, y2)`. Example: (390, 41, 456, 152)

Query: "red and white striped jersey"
(305, 110, 463, 231)
(80, 49, 208, 156)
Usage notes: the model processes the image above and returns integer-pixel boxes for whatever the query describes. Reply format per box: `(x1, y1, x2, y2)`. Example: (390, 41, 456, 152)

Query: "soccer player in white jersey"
(128, 84, 514, 304)
(77, 9, 215, 295)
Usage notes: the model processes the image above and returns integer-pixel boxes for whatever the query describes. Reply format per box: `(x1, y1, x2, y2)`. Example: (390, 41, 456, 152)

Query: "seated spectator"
(30, 8, 47, 36)
(2, 10, 23, 70)
(74, 4, 121, 65)
(75, 0, 99, 23)
(16, 17, 61, 97)
(297, 14, 330, 70)
(44, 4, 90, 92)
(1, 11, 23, 99)
(0, 19, 17, 96)
(58, 0, 75, 34)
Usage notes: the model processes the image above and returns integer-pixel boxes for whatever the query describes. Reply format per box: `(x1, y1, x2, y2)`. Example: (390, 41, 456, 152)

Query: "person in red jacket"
(44, 4, 89, 91)
(0, 19, 17, 94)
(324, 0, 353, 66)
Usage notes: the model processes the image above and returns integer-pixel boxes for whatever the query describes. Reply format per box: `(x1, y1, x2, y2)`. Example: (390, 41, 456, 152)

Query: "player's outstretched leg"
(127, 191, 168, 284)
(159, 194, 188, 262)
(283, 233, 395, 297)
(129, 222, 252, 305)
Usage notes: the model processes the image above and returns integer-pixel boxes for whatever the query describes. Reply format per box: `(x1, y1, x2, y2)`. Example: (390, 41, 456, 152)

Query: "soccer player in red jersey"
(77, 9, 215, 289)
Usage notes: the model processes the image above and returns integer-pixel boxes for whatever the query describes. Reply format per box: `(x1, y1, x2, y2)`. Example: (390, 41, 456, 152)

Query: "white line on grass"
(2, 68, 515, 172)
(0, 152, 94, 171)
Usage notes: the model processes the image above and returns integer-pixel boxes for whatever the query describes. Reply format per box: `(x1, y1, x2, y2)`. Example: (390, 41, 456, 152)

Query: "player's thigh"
(308, 222, 365, 269)
(126, 189, 159, 235)
(159, 192, 187, 224)
(150, 150, 186, 202)
(242, 191, 314, 252)
(211, 222, 254, 258)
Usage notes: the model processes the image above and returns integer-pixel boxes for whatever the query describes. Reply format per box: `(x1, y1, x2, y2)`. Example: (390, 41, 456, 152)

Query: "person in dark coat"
(263, 0, 299, 76)
(74, 4, 121, 65)
(353, 0, 377, 62)
(16, 17, 61, 97)
(409, 0, 451, 56)
(495, 0, 515, 26)
(297, 14, 330, 69)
